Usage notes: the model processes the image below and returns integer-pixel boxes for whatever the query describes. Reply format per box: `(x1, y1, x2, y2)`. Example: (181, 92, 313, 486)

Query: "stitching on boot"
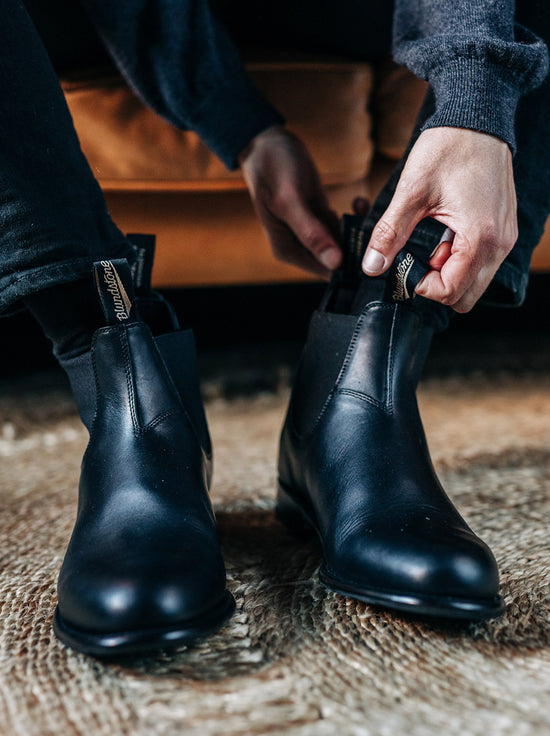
(288, 314, 364, 442)
(88, 330, 102, 441)
(385, 304, 399, 414)
(336, 388, 387, 412)
(141, 407, 184, 434)
(124, 323, 193, 437)
(289, 302, 395, 441)
(120, 326, 140, 435)
(334, 302, 395, 413)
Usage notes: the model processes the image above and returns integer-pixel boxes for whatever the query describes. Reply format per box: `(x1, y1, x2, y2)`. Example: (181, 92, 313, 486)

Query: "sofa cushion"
(62, 62, 374, 192)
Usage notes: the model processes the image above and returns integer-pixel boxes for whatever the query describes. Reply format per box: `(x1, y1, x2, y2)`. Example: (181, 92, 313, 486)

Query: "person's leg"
(0, 0, 134, 379)
(1, 1, 233, 655)
(0, 1, 133, 314)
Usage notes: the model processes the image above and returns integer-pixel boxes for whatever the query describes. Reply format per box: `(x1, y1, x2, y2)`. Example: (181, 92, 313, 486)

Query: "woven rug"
(0, 371, 549, 736)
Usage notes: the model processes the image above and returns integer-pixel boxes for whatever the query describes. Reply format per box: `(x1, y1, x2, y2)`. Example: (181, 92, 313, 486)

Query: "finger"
(362, 189, 426, 276)
(429, 240, 453, 271)
(416, 223, 508, 310)
(272, 231, 333, 279)
(449, 262, 501, 312)
(428, 227, 455, 269)
(259, 209, 333, 279)
(429, 241, 453, 271)
(415, 251, 472, 305)
(283, 201, 342, 271)
(415, 240, 483, 306)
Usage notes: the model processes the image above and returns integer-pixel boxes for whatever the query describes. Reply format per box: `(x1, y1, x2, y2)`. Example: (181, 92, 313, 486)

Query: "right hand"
(361, 127, 518, 313)
(239, 125, 342, 278)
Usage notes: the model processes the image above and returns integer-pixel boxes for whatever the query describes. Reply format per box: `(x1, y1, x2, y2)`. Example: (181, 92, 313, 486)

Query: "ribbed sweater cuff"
(187, 73, 285, 170)
(422, 58, 521, 153)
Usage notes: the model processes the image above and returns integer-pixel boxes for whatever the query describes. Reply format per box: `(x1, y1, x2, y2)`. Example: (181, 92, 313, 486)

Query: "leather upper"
(279, 298, 502, 606)
(57, 321, 224, 634)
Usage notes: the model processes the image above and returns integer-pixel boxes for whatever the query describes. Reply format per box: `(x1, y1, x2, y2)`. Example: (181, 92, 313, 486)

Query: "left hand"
(239, 125, 341, 278)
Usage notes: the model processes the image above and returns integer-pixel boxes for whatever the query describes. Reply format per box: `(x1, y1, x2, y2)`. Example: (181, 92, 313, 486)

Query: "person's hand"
(239, 125, 341, 278)
(361, 127, 518, 312)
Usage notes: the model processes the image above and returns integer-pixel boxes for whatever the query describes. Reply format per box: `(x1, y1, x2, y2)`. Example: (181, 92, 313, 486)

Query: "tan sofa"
(61, 59, 550, 289)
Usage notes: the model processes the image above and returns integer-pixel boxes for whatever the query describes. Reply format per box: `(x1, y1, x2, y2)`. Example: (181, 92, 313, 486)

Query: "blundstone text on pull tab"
(392, 252, 415, 301)
(93, 258, 135, 325)
(390, 251, 429, 302)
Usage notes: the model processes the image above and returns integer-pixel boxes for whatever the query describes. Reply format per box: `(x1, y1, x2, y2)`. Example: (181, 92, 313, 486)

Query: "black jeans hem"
(0, 244, 135, 317)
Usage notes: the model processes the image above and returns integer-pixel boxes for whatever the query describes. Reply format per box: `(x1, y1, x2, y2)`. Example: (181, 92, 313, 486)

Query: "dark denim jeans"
(1, 0, 549, 315)
(0, 2, 135, 315)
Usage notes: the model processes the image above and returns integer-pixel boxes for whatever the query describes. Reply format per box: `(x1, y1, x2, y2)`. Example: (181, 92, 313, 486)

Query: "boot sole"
(276, 482, 505, 621)
(53, 590, 236, 658)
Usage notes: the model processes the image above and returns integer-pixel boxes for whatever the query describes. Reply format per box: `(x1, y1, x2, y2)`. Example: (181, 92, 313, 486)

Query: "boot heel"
(276, 483, 316, 539)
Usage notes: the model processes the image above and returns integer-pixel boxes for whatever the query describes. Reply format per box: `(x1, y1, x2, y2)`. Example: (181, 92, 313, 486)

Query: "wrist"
(237, 125, 291, 167)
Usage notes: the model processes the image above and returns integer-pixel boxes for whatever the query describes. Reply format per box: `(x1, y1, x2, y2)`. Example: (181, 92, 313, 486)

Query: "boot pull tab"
(340, 213, 429, 302)
(126, 232, 181, 333)
(388, 251, 429, 302)
(127, 233, 156, 296)
(93, 259, 135, 325)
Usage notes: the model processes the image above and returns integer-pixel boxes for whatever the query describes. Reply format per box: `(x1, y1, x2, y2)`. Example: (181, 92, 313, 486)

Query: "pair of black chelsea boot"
(277, 215, 505, 620)
(55, 220, 504, 659)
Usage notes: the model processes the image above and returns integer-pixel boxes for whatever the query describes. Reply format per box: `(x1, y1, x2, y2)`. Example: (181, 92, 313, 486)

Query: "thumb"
(362, 190, 424, 276)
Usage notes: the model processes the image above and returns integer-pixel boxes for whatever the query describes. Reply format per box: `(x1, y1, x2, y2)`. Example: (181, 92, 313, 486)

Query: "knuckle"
(453, 301, 473, 314)
(438, 285, 460, 306)
(476, 220, 517, 257)
(439, 295, 457, 307)
(476, 222, 500, 249)
(373, 219, 398, 248)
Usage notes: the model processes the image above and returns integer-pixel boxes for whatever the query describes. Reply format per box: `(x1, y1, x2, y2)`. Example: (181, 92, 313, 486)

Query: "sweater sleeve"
(79, 0, 284, 170)
(393, 0, 549, 153)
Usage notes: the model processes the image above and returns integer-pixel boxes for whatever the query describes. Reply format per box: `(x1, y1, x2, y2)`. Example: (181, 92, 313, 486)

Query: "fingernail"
(362, 249, 387, 274)
(319, 248, 341, 270)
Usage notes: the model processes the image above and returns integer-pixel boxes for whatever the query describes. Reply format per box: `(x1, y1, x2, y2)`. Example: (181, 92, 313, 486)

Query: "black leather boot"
(277, 216, 505, 620)
(54, 250, 234, 656)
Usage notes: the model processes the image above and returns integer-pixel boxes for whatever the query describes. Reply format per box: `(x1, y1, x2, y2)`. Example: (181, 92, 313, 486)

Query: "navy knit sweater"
(80, 0, 549, 169)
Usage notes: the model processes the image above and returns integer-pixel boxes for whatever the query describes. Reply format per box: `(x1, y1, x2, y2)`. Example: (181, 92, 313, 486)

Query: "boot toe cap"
(57, 557, 227, 636)
(330, 521, 502, 609)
